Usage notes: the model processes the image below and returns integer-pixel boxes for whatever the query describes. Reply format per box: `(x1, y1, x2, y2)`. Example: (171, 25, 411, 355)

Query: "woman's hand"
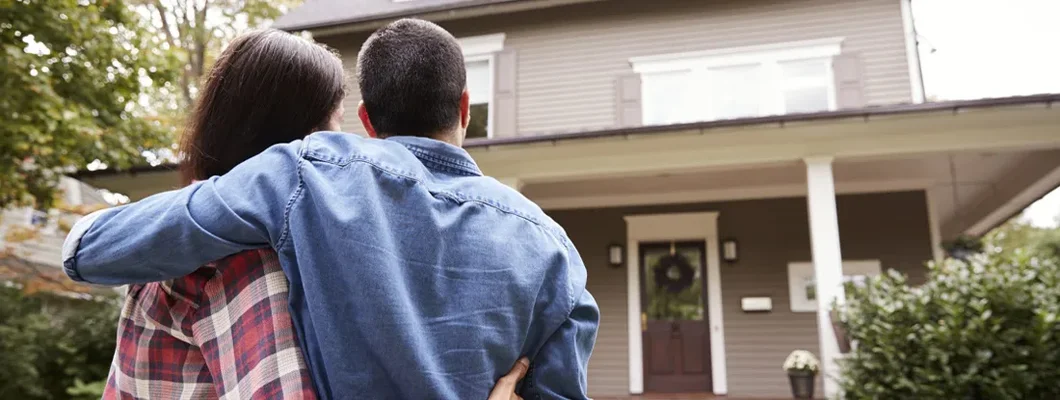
(488, 358, 530, 400)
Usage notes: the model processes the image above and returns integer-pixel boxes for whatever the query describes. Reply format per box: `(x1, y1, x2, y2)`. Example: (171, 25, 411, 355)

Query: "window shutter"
(615, 73, 642, 127)
(832, 53, 866, 109)
(493, 49, 518, 138)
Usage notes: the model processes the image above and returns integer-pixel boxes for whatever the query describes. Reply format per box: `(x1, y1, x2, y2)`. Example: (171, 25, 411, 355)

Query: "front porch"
(472, 96, 1060, 398)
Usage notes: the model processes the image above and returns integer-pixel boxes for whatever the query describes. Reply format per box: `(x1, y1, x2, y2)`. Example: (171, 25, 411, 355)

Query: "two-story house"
(75, 0, 1060, 398)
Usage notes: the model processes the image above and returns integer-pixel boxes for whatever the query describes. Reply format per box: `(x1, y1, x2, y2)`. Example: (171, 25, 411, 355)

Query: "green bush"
(838, 251, 1060, 400)
(0, 286, 118, 399)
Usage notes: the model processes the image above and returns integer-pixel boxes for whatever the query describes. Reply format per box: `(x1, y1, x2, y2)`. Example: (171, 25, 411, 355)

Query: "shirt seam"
(277, 141, 308, 249)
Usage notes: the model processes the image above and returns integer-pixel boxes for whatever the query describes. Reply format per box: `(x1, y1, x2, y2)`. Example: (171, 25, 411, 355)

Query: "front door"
(640, 241, 712, 393)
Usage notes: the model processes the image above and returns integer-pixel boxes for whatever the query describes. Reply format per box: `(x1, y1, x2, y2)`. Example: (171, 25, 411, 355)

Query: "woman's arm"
(62, 141, 303, 285)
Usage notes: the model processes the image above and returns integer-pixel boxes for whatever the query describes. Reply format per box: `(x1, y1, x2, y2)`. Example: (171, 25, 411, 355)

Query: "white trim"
(804, 157, 845, 399)
(630, 37, 844, 73)
(900, 0, 927, 103)
(787, 260, 881, 312)
(534, 179, 933, 211)
(624, 212, 727, 395)
(464, 53, 497, 138)
(925, 189, 944, 262)
(458, 33, 506, 57)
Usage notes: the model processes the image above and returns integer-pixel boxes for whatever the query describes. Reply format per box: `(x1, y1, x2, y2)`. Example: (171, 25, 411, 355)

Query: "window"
(457, 33, 505, 139)
(787, 260, 882, 312)
(631, 38, 843, 126)
(465, 58, 491, 139)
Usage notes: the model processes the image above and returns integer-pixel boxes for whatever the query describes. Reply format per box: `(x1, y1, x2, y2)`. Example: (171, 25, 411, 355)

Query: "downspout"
(900, 0, 928, 103)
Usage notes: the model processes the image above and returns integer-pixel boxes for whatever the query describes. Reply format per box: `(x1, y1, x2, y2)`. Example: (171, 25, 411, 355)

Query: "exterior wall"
(320, 0, 912, 136)
(547, 191, 933, 397)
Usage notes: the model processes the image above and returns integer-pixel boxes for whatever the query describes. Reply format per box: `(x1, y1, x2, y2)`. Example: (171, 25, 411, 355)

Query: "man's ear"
(459, 90, 471, 130)
(358, 101, 379, 138)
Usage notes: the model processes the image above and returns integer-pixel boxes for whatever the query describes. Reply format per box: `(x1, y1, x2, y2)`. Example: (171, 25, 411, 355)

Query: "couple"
(63, 19, 598, 399)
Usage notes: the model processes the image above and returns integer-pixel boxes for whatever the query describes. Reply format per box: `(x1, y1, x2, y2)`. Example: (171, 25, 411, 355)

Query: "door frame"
(624, 212, 727, 395)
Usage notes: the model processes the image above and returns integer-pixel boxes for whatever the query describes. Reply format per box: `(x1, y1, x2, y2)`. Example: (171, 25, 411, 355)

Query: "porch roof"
(464, 93, 1060, 149)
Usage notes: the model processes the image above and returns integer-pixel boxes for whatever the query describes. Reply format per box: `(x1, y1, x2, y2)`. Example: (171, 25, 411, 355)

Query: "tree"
(984, 216, 1060, 261)
(135, 0, 301, 109)
(1, 0, 180, 208)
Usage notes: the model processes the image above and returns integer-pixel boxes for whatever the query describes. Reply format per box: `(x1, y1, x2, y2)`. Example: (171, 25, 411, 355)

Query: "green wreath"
(652, 253, 696, 293)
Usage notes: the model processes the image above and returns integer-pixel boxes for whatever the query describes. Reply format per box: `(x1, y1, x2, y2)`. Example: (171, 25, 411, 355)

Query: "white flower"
(783, 350, 820, 373)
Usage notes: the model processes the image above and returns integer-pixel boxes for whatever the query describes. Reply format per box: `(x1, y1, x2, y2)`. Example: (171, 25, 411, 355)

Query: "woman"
(104, 29, 527, 399)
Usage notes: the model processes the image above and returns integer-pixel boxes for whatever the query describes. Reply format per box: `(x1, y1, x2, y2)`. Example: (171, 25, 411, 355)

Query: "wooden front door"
(640, 241, 712, 393)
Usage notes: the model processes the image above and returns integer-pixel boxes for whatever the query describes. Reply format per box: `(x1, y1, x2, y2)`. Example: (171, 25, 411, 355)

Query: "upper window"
(458, 33, 505, 139)
(631, 38, 843, 126)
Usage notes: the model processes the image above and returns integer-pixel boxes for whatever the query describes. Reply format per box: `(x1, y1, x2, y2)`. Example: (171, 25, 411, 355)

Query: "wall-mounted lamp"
(608, 243, 625, 267)
(722, 239, 739, 263)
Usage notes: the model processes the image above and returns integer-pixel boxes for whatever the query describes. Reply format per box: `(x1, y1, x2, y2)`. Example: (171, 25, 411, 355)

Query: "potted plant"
(783, 349, 820, 399)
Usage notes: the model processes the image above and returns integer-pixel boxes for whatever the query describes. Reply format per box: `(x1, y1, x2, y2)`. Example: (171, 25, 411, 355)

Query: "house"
(74, 0, 1060, 398)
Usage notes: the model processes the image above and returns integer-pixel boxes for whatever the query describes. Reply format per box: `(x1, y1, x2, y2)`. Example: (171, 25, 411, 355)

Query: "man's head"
(356, 19, 470, 143)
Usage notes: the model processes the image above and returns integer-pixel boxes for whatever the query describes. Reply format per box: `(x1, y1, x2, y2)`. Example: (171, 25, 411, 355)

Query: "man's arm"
(519, 289, 599, 400)
(62, 141, 304, 285)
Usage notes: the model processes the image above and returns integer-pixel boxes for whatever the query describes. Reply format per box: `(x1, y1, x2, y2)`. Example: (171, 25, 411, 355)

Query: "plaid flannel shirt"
(104, 249, 317, 399)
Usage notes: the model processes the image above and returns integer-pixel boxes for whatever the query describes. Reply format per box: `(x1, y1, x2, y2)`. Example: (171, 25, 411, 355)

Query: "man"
(63, 18, 598, 399)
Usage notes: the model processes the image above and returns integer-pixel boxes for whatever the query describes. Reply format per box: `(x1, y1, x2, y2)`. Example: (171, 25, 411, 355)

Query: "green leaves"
(1, 0, 181, 208)
(0, 286, 119, 399)
(837, 253, 1060, 400)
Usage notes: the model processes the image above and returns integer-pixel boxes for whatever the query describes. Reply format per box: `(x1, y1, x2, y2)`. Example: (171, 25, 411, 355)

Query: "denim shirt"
(62, 132, 599, 399)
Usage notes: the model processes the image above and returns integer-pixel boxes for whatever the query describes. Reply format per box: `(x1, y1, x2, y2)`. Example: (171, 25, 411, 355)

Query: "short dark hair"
(357, 19, 466, 138)
(180, 29, 345, 185)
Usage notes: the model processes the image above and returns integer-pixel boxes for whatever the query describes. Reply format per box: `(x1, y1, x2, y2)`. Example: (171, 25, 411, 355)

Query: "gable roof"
(273, 0, 526, 32)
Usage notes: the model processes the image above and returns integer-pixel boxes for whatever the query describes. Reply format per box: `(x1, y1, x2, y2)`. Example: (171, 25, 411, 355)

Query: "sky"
(914, 0, 1060, 228)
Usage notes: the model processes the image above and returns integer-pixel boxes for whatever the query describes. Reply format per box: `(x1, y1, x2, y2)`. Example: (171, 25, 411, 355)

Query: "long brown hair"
(179, 29, 345, 185)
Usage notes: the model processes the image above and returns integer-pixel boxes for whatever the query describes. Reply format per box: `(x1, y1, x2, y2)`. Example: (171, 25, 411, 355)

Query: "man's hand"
(488, 358, 530, 400)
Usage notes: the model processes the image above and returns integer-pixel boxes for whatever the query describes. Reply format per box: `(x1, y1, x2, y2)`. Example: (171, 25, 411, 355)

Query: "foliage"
(1, 0, 181, 209)
(783, 350, 820, 374)
(837, 252, 1060, 400)
(133, 0, 302, 109)
(985, 217, 1060, 261)
(0, 285, 120, 399)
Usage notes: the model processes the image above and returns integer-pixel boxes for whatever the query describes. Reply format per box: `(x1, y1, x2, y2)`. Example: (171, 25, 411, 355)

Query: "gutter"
(463, 93, 1060, 149)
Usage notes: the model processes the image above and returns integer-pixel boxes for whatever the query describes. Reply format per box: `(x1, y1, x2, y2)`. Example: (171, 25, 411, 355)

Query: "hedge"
(838, 251, 1060, 400)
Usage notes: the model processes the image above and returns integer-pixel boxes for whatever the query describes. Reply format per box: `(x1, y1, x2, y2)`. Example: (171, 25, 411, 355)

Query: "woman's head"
(180, 29, 346, 185)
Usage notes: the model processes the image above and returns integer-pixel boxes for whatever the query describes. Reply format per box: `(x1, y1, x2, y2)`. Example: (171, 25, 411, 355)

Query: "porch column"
(495, 177, 524, 191)
(804, 157, 846, 399)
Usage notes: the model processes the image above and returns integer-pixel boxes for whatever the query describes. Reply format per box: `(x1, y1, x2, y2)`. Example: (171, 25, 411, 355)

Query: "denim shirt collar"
(385, 136, 482, 177)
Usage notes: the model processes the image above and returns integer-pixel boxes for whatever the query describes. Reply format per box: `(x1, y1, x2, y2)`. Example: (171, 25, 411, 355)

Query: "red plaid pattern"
(104, 249, 317, 399)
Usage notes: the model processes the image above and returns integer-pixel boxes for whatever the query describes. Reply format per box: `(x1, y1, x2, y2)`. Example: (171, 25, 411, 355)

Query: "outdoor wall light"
(608, 243, 625, 267)
(722, 239, 739, 263)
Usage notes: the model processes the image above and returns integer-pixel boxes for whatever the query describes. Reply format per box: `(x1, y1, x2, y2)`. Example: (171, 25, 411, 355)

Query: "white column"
(495, 177, 524, 192)
(804, 156, 846, 399)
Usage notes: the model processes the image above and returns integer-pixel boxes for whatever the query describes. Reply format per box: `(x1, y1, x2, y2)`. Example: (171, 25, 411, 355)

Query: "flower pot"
(787, 370, 816, 399)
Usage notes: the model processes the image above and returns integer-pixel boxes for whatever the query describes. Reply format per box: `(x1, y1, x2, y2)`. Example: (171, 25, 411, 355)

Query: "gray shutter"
(493, 49, 518, 138)
(832, 53, 866, 109)
(616, 73, 642, 127)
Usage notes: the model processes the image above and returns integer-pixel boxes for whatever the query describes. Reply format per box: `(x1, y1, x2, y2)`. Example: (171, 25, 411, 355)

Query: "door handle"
(641, 313, 647, 332)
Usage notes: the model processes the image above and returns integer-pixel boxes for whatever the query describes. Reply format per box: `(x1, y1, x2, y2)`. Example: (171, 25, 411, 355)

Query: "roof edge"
(68, 93, 1059, 178)
(464, 93, 1060, 149)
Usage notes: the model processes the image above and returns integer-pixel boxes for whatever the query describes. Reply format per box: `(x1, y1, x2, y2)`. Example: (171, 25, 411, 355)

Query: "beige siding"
(322, 0, 912, 136)
(547, 191, 933, 398)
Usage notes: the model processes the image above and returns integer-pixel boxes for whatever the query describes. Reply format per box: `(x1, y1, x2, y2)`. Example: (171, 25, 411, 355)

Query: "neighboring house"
(1, 178, 112, 297)
(74, 0, 1060, 398)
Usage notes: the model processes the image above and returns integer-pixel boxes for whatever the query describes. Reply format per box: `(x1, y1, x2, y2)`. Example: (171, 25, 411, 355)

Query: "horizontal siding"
(548, 191, 933, 397)
(321, 0, 912, 137)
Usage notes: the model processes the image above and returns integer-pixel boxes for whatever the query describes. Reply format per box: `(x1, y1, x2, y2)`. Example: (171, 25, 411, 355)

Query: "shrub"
(837, 251, 1060, 400)
(0, 286, 118, 399)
